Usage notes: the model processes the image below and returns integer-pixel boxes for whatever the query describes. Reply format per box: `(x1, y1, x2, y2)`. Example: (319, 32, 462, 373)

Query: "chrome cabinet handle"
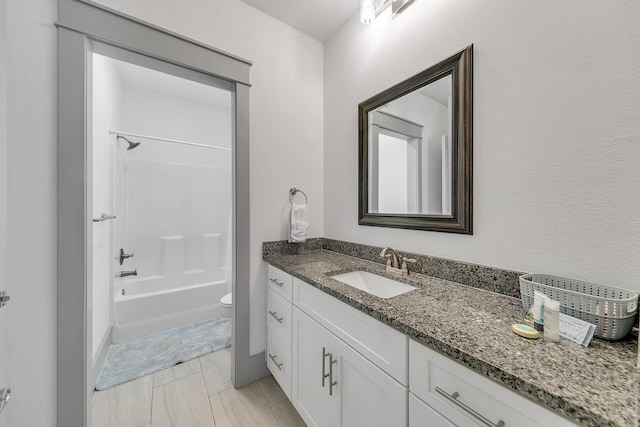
(322, 347, 330, 387)
(435, 387, 505, 427)
(93, 213, 116, 222)
(268, 353, 283, 371)
(269, 277, 284, 287)
(268, 310, 283, 323)
(329, 354, 338, 396)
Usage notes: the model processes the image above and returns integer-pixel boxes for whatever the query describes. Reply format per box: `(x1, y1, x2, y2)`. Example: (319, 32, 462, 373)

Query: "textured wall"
(324, 1, 640, 291)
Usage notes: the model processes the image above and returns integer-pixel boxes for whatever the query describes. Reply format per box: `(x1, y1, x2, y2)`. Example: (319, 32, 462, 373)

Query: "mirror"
(358, 45, 473, 234)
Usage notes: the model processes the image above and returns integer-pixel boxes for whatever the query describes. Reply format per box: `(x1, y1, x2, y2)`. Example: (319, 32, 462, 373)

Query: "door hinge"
(0, 291, 10, 307)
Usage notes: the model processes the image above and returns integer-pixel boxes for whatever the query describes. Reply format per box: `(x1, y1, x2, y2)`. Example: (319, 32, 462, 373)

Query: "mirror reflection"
(368, 74, 452, 215)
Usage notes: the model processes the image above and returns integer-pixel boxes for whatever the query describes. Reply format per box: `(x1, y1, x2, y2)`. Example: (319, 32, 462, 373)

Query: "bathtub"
(112, 275, 229, 343)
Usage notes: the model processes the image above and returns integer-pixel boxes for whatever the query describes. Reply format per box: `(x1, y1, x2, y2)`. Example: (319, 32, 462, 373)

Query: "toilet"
(220, 292, 232, 325)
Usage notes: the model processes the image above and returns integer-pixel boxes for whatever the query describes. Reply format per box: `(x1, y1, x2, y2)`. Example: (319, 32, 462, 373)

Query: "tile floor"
(92, 348, 306, 427)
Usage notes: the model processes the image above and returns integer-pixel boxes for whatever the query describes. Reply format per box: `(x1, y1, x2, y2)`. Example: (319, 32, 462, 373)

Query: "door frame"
(58, 1, 266, 425)
(0, 0, 7, 424)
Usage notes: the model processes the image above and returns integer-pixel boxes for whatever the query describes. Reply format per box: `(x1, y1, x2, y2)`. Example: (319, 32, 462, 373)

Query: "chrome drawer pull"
(322, 347, 330, 387)
(268, 310, 283, 323)
(268, 353, 283, 371)
(269, 277, 284, 287)
(435, 387, 505, 427)
(329, 354, 338, 396)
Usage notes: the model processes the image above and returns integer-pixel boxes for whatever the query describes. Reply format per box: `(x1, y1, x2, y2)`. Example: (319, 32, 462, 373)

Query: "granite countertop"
(264, 249, 639, 427)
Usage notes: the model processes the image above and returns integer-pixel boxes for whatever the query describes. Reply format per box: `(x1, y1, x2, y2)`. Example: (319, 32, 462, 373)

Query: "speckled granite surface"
(264, 238, 525, 298)
(264, 249, 639, 427)
(263, 238, 323, 256)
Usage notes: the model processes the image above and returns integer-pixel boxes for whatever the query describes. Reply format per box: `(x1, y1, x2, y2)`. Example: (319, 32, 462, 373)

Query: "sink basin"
(331, 270, 417, 299)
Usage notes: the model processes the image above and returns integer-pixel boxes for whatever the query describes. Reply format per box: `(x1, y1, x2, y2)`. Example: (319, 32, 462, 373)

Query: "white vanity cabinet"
(266, 264, 577, 427)
(270, 272, 408, 427)
(266, 265, 294, 398)
(292, 306, 407, 427)
(409, 340, 576, 427)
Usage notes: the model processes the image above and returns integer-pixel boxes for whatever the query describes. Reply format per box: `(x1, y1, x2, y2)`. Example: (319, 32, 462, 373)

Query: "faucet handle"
(400, 257, 417, 276)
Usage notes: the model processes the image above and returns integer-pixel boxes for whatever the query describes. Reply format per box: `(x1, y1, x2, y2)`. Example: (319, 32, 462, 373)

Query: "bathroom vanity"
(264, 243, 638, 427)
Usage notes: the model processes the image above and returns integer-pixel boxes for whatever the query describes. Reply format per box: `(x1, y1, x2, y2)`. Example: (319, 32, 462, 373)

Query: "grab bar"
(115, 270, 137, 278)
(93, 213, 117, 222)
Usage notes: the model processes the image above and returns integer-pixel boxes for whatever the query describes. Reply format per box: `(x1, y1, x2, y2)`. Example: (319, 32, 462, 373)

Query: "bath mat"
(96, 317, 231, 390)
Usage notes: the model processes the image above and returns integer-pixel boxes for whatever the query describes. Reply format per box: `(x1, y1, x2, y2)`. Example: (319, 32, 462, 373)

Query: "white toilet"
(220, 292, 232, 325)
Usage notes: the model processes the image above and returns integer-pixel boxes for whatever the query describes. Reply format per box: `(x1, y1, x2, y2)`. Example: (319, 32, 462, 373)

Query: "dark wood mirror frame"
(358, 45, 473, 234)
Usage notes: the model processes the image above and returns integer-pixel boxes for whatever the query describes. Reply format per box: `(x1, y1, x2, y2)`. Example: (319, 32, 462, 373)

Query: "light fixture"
(360, 0, 376, 25)
(360, 0, 414, 25)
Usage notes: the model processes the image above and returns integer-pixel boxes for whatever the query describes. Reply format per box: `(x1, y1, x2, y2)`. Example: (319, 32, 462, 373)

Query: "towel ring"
(289, 187, 308, 205)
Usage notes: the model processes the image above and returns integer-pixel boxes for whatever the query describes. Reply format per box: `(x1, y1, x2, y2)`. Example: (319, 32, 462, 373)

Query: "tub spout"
(116, 270, 137, 278)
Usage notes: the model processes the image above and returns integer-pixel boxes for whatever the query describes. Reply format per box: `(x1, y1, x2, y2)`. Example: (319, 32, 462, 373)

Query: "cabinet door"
(333, 335, 408, 427)
(292, 307, 335, 427)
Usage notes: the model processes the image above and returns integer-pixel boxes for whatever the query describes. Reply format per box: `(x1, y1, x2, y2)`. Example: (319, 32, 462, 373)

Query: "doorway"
(90, 48, 234, 390)
(57, 2, 263, 425)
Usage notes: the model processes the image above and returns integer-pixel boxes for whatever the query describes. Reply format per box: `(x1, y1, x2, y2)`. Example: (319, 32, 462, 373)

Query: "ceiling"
(239, 0, 360, 42)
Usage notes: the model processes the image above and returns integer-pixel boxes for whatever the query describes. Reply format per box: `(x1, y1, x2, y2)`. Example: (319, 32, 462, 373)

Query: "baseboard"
(91, 327, 112, 388)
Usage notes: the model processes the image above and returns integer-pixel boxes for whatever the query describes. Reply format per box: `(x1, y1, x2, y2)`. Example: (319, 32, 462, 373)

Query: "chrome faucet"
(115, 270, 137, 278)
(380, 247, 416, 276)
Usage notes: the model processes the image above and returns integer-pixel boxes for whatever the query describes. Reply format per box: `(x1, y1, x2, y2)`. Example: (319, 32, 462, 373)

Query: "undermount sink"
(331, 270, 417, 299)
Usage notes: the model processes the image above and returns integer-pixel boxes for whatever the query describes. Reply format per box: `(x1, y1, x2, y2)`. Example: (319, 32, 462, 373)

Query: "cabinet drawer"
(409, 340, 576, 427)
(293, 277, 408, 385)
(409, 393, 454, 427)
(268, 265, 293, 301)
(267, 289, 292, 347)
(267, 332, 291, 399)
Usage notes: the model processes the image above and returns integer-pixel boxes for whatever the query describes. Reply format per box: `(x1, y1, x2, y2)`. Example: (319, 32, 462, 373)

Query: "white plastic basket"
(519, 274, 638, 341)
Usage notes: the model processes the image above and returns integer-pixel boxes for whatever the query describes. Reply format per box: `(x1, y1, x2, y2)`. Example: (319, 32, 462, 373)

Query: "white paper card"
(559, 313, 596, 347)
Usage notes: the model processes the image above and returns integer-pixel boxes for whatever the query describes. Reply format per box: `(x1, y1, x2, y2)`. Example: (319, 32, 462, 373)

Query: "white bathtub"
(112, 275, 229, 343)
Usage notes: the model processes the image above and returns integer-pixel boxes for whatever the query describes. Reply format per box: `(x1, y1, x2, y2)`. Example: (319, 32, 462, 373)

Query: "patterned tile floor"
(92, 348, 306, 427)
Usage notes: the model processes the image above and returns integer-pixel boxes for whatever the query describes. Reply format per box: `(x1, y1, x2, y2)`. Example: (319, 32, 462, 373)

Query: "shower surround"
(112, 141, 232, 343)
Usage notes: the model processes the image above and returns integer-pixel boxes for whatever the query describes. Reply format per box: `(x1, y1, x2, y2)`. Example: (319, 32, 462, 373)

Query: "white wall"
(325, 1, 640, 291)
(120, 85, 232, 148)
(92, 54, 123, 360)
(6, 0, 58, 425)
(93, 0, 325, 355)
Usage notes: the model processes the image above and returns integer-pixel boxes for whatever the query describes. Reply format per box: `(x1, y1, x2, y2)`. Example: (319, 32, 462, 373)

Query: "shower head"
(117, 135, 141, 151)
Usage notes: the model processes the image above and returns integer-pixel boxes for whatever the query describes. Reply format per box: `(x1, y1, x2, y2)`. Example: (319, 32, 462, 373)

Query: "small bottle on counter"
(543, 298, 560, 341)
(532, 291, 545, 332)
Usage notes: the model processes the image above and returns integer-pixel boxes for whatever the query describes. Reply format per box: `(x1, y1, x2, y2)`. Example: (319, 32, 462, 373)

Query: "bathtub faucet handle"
(119, 248, 134, 265)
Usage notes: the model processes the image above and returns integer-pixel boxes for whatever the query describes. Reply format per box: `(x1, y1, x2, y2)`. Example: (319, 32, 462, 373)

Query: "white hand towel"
(289, 203, 309, 243)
